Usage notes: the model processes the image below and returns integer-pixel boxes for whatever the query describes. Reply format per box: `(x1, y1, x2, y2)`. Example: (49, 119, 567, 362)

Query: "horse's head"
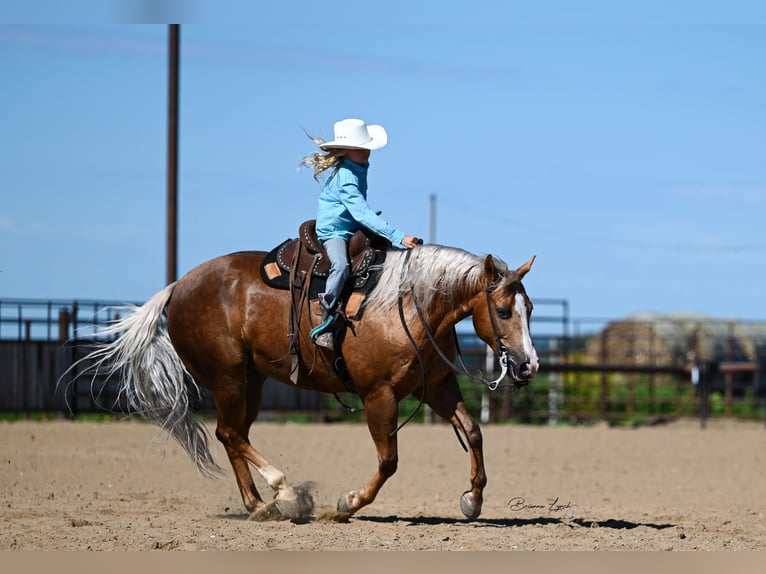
(472, 255, 539, 383)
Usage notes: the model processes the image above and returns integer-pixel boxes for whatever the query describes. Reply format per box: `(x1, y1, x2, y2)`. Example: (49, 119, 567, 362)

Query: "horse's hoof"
(337, 491, 359, 515)
(248, 500, 285, 522)
(277, 484, 315, 522)
(337, 495, 352, 514)
(460, 491, 482, 520)
(276, 499, 304, 522)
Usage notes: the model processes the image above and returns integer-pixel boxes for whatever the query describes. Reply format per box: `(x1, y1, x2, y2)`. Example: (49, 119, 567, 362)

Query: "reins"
(409, 284, 512, 391)
(391, 249, 429, 436)
(331, 248, 530, 436)
(391, 250, 528, 437)
(395, 290, 470, 451)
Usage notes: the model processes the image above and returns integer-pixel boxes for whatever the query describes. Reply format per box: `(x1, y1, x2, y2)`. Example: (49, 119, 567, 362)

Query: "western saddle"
(260, 220, 390, 384)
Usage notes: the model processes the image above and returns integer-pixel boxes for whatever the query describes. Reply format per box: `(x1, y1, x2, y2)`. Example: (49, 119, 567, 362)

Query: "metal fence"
(0, 298, 322, 418)
(0, 298, 131, 342)
(0, 339, 322, 418)
(1, 298, 764, 426)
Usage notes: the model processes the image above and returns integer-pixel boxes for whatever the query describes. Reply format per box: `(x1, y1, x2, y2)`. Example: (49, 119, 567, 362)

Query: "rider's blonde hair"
(299, 131, 349, 181)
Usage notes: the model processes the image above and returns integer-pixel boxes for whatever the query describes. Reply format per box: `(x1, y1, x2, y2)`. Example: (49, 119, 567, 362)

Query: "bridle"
(402, 276, 530, 392)
(328, 249, 534, 437)
(387, 250, 532, 436)
(481, 281, 515, 390)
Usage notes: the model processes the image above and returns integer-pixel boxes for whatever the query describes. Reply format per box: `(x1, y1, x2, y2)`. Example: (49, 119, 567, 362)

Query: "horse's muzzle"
(509, 359, 538, 383)
(519, 360, 538, 379)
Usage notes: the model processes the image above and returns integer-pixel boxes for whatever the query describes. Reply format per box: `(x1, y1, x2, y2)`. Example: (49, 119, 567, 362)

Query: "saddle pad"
(260, 239, 308, 291)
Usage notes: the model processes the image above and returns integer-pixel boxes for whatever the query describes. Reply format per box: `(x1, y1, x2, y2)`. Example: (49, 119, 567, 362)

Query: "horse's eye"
(496, 306, 512, 320)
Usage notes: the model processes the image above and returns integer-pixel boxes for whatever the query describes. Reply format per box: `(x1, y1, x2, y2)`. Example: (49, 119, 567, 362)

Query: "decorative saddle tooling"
(260, 220, 391, 386)
(261, 219, 388, 303)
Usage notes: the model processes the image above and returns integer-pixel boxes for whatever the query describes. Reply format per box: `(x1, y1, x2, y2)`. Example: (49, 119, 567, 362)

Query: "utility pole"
(166, 24, 180, 285)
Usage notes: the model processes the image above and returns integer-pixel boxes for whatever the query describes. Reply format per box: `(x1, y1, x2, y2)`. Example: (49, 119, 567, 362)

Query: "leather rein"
(402, 276, 529, 392)
(391, 250, 530, 436)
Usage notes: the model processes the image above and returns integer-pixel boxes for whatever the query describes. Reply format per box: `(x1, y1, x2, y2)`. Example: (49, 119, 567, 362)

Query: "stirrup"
(310, 310, 335, 340)
(314, 332, 334, 350)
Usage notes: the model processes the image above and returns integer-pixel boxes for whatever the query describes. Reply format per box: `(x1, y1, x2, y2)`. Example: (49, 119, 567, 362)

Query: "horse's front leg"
(337, 384, 399, 517)
(425, 373, 487, 520)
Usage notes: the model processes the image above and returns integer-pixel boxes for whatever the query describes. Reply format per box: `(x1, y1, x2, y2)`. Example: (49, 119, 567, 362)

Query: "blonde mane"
(365, 245, 509, 313)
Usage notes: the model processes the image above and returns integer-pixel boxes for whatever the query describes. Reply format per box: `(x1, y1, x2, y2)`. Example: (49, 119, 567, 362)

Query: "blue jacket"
(315, 159, 406, 246)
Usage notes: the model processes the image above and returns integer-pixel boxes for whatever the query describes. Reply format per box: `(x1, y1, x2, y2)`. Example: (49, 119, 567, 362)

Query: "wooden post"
(760, 363, 766, 430)
(724, 323, 734, 417)
(166, 24, 180, 285)
(71, 301, 78, 340)
(58, 309, 71, 342)
(600, 329, 609, 421)
(648, 328, 656, 414)
(753, 362, 762, 425)
(699, 362, 716, 430)
(627, 334, 635, 419)
(702, 380, 708, 428)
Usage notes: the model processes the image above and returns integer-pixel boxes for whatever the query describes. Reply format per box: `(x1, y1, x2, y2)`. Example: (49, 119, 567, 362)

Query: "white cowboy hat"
(319, 118, 388, 150)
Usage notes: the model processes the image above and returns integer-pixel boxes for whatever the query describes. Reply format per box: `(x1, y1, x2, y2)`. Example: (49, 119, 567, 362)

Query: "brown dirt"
(2, 417, 765, 550)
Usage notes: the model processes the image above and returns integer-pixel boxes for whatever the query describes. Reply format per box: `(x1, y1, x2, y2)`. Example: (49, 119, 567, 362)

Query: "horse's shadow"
(355, 515, 676, 530)
(217, 510, 675, 530)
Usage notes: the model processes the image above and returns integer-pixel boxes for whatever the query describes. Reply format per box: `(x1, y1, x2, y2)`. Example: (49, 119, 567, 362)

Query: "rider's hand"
(401, 235, 422, 249)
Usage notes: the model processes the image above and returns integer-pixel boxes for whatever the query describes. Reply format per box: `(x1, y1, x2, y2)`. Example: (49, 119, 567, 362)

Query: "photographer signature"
(508, 496, 577, 513)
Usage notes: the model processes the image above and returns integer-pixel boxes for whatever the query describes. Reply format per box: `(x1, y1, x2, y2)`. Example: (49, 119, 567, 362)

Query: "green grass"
(3, 372, 763, 425)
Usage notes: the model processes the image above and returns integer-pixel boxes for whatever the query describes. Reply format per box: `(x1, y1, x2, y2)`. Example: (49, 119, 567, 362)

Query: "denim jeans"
(321, 237, 349, 311)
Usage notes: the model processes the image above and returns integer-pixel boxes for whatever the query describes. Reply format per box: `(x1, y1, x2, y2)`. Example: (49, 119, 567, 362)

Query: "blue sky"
(1, 2, 765, 325)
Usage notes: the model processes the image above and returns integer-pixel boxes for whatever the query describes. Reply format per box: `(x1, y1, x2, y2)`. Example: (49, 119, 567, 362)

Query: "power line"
(438, 197, 766, 254)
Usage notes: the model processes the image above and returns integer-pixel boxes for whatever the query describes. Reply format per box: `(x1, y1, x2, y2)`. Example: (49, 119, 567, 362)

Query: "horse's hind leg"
(207, 367, 267, 513)
(209, 367, 304, 519)
(336, 384, 399, 517)
(424, 373, 487, 520)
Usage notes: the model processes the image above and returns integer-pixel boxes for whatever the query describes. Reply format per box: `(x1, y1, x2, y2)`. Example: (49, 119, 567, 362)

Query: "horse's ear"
(515, 255, 536, 279)
(483, 255, 497, 281)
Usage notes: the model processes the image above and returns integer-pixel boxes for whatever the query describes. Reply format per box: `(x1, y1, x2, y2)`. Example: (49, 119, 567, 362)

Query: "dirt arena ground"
(2, 417, 765, 551)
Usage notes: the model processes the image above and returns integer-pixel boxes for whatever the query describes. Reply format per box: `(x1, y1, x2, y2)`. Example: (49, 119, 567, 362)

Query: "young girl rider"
(301, 118, 420, 348)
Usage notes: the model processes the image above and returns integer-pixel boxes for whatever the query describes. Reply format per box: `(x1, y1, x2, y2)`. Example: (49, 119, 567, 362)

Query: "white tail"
(73, 283, 223, 477)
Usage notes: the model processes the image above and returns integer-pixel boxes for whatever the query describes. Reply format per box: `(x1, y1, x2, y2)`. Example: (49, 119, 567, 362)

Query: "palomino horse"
(82, 243, 538, 521)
